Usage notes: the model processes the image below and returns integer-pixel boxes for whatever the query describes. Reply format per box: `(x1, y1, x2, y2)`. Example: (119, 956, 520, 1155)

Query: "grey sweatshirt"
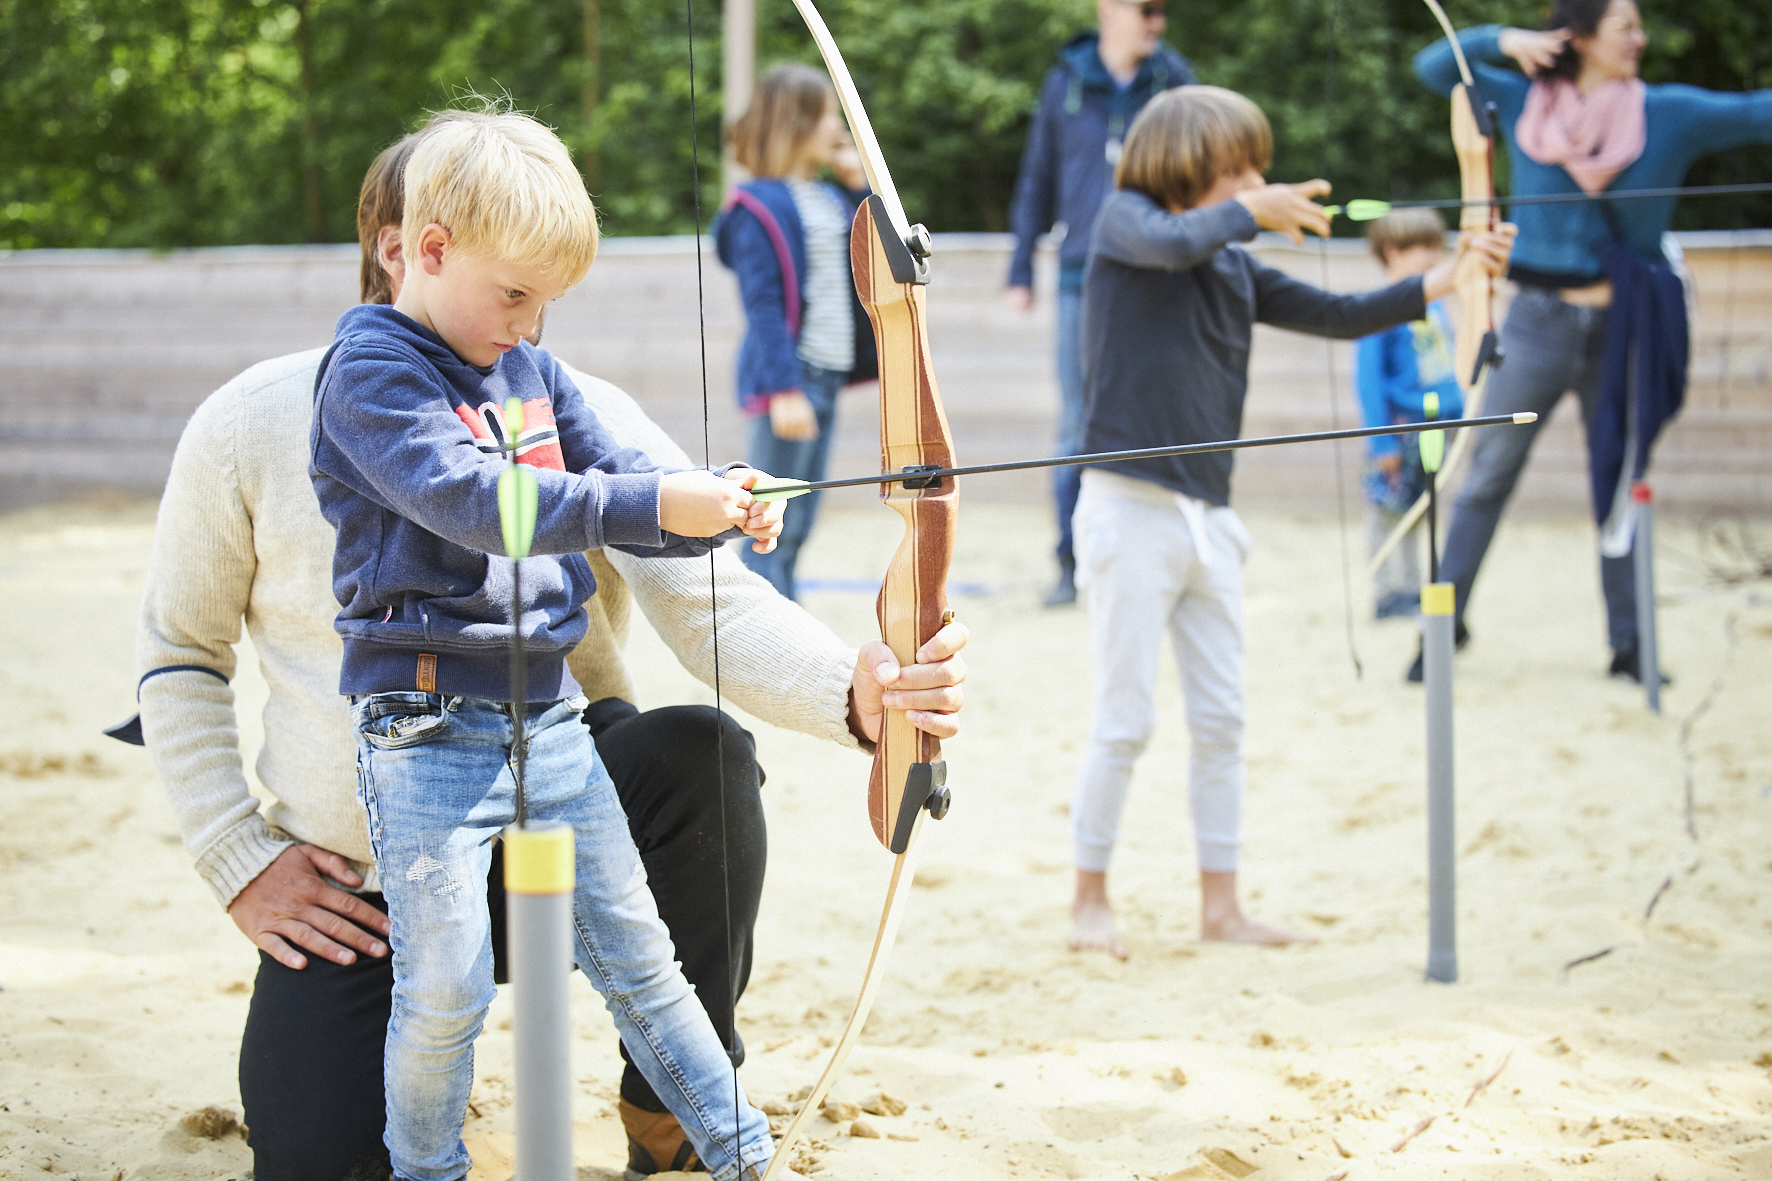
(1081, 191, 1426, 505)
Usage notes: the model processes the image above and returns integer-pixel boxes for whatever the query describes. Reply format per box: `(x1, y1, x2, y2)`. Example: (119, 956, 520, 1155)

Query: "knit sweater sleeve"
(136, 380, 292, 908)
(605, 544, 864, 752)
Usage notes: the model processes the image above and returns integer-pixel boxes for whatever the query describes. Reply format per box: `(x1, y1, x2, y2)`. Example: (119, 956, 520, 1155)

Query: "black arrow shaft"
(1386, 181, 1772, 214)
(786, 414, 1528, 493)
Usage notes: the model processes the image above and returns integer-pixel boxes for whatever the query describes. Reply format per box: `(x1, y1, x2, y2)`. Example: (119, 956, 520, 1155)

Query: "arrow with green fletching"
(746, 413, 1537, 503)
(498, 398, 539, 560)
(498, 396, 538, 826)
(1324, 181, 1772, 222)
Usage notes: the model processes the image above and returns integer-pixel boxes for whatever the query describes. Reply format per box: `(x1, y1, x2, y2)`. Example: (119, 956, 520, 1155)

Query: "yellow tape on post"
(504, 824, 575, 896)
(1421, 583, 1455, 617)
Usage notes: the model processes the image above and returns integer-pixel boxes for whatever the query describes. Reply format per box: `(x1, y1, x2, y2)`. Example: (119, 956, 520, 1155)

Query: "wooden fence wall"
(3, 233, 1768, 516)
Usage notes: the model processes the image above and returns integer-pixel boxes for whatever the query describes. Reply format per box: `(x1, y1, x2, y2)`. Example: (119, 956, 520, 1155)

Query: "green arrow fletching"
(499, 465, 538, 559)
(1322, 199, 1395, 222)
(1419, 392, 1445, 474)
(748, 475, 813, 503)
(498, 397, 537, 558)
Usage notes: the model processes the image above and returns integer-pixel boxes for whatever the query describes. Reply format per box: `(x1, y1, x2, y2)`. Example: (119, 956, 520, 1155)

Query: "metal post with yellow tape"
(1418, 395, 1457, 984)
(506, 824, 576, 1180)
(498, 397, 575, 1179)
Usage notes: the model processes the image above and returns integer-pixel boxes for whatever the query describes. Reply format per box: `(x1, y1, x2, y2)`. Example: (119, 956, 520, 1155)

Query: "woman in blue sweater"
(1415, 0, 1772, 682)
(714, 63, 879, 601)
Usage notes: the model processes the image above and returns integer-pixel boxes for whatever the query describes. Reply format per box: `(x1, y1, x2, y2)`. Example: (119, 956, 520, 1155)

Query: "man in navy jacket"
(1006, 0, 1195, 605)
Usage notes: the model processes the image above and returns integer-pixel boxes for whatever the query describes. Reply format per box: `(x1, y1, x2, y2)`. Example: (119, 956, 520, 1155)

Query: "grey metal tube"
(1633, 484, 1660, 714)
(1422, 584, 1457, 984)
(507, 825, 576, 1181)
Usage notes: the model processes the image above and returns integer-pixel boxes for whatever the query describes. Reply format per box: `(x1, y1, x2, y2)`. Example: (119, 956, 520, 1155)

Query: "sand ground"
(1, 497, 1769, 1180)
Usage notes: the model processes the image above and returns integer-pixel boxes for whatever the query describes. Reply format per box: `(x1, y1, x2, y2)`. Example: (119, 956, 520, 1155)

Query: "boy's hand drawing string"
(745, 415, 1538, 500)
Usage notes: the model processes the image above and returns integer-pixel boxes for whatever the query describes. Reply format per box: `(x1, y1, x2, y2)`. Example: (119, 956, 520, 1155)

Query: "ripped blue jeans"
(353, 692, 772, 1181)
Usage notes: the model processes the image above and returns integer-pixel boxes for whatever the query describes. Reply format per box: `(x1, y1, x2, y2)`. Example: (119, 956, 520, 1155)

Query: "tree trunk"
(295, 0, 324, 242)
(583, 0, 600, 193)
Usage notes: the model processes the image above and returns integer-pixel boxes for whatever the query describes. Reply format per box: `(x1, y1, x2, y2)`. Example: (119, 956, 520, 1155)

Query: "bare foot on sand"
(1069, 869, 1129, 959)
(1200, 870, 1317, 946)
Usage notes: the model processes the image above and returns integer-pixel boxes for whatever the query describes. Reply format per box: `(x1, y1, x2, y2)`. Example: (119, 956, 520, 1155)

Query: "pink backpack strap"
(725, 188, 800, 340)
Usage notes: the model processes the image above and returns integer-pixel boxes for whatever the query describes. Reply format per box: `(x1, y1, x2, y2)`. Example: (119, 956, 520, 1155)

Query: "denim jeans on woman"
(742, 363, 844, 600)
(1438, 286, 1638, 653)
(353, 692, 772, 1181)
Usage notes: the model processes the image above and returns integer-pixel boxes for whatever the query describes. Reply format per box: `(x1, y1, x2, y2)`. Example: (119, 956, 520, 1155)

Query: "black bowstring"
(1318, 0, 1364, 679)
(683, 0, 743, 1172)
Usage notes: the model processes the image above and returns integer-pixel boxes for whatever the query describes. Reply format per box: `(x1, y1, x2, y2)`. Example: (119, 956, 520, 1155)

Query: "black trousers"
(237, 701, 767, 1181)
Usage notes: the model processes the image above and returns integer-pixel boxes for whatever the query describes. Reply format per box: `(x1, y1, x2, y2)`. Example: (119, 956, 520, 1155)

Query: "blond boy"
(308, 108, 780, 1180)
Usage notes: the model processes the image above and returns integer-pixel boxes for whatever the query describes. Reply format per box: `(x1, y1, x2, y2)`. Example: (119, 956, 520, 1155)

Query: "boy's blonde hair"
(727, 63, 835, 179)
(401, 105, 599, 288)
(1366, 207, 1447, 263)
(1115, 87, 1272, 212)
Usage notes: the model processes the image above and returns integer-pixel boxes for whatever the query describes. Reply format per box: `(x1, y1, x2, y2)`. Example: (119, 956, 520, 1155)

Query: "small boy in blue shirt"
(308, 107, 786, 1180)
(1354, 208, 1464, 619)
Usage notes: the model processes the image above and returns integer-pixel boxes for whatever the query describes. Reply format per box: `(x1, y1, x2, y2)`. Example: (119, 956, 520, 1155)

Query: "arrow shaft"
(779, 413, 1531, 494)
(1349, 181, 1772, 217)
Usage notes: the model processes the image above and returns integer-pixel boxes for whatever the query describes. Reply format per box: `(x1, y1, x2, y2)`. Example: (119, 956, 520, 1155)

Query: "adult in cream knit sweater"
(132, 132, 967, 1181)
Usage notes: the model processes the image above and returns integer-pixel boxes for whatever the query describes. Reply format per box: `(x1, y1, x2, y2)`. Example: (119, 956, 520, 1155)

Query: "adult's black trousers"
(237, 700, 767, 1180)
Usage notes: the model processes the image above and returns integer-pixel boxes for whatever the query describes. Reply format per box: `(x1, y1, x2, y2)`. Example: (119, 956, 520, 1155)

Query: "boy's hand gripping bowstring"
(498, 396, 540, 826)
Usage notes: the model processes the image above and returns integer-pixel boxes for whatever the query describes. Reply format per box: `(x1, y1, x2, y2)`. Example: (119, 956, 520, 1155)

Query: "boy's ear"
(414, 223, 451, 276)
(377, 225, 406, 290)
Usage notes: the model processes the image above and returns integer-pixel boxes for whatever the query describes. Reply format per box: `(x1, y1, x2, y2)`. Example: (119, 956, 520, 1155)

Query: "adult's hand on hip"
(848, 618, 969, 746)
(228, 844, 391, 970)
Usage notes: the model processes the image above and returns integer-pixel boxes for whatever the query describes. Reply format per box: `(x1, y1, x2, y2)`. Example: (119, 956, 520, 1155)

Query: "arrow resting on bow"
(758, 1, 954, 1176)
(1368, 0, 1503, 577)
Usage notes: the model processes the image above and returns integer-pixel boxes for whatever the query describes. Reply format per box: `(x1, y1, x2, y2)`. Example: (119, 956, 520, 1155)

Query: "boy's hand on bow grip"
(659, 469, 761, 541)
(1234, 180, 1333, 245)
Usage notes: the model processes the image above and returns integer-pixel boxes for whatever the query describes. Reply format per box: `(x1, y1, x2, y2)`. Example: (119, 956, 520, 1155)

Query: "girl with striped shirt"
(715, 63, 879, 600)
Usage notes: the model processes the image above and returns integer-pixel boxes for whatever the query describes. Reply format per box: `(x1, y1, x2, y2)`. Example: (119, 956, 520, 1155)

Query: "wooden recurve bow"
(1368, 0, 1504, 575)
(758, 2, 955, 1176)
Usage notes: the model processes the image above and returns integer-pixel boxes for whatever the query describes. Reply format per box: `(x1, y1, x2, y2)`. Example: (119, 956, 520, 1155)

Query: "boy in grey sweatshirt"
(1066, 86, 1514, 960)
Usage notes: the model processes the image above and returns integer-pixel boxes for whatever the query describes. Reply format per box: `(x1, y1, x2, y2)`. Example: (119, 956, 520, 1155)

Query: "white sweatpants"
(1071, 469, 1251, 874)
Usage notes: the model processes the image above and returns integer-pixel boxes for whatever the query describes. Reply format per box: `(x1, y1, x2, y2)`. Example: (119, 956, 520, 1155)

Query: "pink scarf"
(1515, 78, 1647, 194)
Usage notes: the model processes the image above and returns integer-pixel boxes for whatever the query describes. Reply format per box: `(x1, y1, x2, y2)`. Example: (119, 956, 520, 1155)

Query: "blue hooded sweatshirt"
(309, 304, 724, 702)
(1006, 32, 1196, 290)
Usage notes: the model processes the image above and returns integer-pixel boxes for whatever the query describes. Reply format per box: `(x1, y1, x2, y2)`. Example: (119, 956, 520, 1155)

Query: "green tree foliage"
(1, 0, 1765, 249)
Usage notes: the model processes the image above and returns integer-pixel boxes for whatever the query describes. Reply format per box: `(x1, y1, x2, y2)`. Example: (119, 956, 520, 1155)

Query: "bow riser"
(853, 195, 957, 853)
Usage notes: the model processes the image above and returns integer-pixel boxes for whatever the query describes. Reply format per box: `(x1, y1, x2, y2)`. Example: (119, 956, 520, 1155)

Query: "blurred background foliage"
(1, 0, 1766, 249)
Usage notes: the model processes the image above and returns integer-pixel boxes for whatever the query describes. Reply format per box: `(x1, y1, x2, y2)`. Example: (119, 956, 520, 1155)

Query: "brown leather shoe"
(620, 1098, 706, 1179)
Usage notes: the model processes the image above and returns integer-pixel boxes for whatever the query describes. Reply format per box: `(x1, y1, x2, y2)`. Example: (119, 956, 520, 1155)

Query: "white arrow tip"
(1513, 412, 1538, 424)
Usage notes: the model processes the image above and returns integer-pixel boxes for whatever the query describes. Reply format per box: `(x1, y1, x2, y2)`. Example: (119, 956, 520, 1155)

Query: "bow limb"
(758, 814, 929, 1181)
(1367, 0, 1503, 576)
(786, 0, 916, 252)
(759, 5, 955, 1178)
